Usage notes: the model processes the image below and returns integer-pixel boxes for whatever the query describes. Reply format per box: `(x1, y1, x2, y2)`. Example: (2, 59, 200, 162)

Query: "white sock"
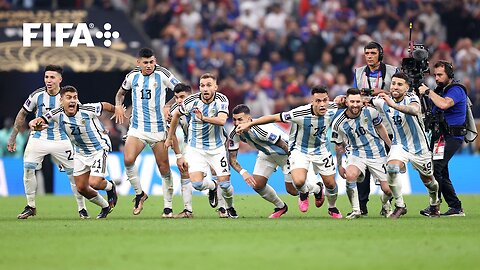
(24, 168, 36, 208)
(126, 165, 142, 195)
(388, 172, 405, 207)
(307, 182, 320, 194)
(296, 183, 309, 194)
(381, 192, 393, 205)
(325, 186, 338, 208)
(162, 173, 174, 209)
(424, 179, 440, 205)
(346, 182, 360, 212)
(68, 175, 86, 211)
(256, 184, 284, 208)
(181, 178, 193, 212)
(88, 193, 109, 208)
(220, 183, 234, 209)
(104, 180, 113, 191)
(203, 179, 216, 190)
(213, 176, 225, 208)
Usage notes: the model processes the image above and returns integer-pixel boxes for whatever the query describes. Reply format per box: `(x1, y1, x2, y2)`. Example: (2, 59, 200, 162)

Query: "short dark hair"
(138, 47, 154, 58)
(173, 83, 192, 94)
(346, 88, 361, 97)
(311, 85, 328, 95)
(60, 85, 78, 96)
(45, 65, 63, 76)
(232, 104, 250, 115)
(364, 41, 382, 51)
(392, 72, 410, 85)
(200, 73, 217, 81)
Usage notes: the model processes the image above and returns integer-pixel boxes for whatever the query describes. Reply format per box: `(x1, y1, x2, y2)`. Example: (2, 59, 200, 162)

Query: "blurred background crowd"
(1, 0, 480, 156)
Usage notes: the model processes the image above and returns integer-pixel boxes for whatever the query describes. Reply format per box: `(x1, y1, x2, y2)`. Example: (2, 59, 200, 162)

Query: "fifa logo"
(23, 23, 120, 47)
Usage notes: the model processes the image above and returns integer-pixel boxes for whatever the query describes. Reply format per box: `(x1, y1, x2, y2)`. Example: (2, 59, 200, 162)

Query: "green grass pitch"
(1, 194, 479, 270)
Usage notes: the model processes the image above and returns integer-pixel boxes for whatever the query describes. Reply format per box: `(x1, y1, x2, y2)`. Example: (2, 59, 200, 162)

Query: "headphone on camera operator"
(419, 61, 477, 143)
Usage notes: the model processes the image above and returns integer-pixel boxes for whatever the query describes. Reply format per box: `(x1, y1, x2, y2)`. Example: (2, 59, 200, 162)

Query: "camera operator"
(418, 60, 466, 216)
(353, 41, 398, 216)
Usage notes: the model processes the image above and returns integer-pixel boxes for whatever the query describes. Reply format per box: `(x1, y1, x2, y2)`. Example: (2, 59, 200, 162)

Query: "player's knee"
(191, 181, 204, 191)
(219, 180, 231, 190)
(123, 155, 136, 166)
(159, 166, 170, 176)
(386, 164, 400, 175)
(76, 182, 89, 195)
(345, 172, 358, 183)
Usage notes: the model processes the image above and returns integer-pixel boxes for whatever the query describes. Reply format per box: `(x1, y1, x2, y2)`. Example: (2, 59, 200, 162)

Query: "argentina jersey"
(180, 92, 229, 150)
(280, 104, 340, 155)
(43, 103, 112, 155)
(122, 65, 180, 133)
(372, 93, 429, 155)
(169, 103, 191, 143)
(331, 106, 387, 159)
(228, 123, 288, 155)
(23, 87, 68, 141)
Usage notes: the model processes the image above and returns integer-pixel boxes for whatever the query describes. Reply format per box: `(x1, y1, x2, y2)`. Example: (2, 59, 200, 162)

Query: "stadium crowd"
(1, 0, 479, 155)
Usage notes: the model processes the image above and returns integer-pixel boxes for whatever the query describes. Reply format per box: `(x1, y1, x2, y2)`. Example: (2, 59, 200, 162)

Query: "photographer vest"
(354, 63, 398, 90)
(442, 83, 478, 143)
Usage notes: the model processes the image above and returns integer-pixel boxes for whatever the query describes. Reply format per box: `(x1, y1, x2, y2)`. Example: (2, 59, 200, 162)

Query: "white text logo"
(23, 23, 120, 47)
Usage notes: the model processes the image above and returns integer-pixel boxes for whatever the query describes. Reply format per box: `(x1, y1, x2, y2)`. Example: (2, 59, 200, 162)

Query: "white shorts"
(253, 152, 292, 183)
(74, 149, 109, 177)
(185, 146, 230, 177)
(289, 149, 336, 176)
(346, 155, 387, 182)
(127, 128, 166, 148)
(23, 137, 74, 172)
(388, 145, 433, 176)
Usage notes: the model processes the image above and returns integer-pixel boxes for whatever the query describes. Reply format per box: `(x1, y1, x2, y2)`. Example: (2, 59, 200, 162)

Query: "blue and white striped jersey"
(228, 123, 288, 155)
(169, 103, 191, 143)
(43, 103, 112, 155)
(372, 93, 429, 155)
(122, 65, 180, 133)
(331, 106, 387, 159)
(280, 104, 339, 155)
(179, 92, 229, 150)
(23, 87, 68, 141)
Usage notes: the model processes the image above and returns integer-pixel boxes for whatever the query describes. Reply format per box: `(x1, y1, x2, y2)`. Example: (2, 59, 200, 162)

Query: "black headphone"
(439, 60, 455, 79)
(365, 41, 384, 62)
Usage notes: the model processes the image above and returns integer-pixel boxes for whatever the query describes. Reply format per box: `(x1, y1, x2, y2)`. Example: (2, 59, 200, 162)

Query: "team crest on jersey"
(153, 81, 157, 89)
(81, 119, 86, 125)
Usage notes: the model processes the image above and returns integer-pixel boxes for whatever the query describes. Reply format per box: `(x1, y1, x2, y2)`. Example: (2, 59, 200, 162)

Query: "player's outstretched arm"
(28, 117, 48, 131)
(195, 109, 228, 126)
(236, 114, 281, 134)
(7, 108, 28, 152)
(375, 123, 392, 147)
(229, 149, 256, 187)
(334, 143, 347, 179)
(101, 102, 116, 114)
(114, 88, 127, 124)
(165, 111, 181, 149)
(171, 135, 188, 173)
